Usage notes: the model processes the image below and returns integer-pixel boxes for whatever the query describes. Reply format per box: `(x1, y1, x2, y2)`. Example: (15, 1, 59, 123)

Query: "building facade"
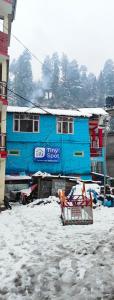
(0, 0, 17, 208)
(6, 106, 107, 179)
(89, 112, 106, 174)
(105, 99, 114, 177)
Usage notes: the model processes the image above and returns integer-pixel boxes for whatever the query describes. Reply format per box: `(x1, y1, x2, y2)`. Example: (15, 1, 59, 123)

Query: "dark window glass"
(14, 120, 19, 131)
(58, 117, 62, 121)
(34, 121, 38, 132)
(27, 114, 33, 120)
(63, 122, 68, 133)
(34, 115, 39, 120)
(20, 120, 33, 132)
(57, 122, 61, 133)
(15, 113, 19, 119)
(62, 116, 68, 121)
(20, 113, 25, 119)
(69, 122, 73, 133)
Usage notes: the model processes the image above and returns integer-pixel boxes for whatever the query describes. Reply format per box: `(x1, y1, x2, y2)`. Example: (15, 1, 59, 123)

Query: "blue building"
(6, 106, 104, 179)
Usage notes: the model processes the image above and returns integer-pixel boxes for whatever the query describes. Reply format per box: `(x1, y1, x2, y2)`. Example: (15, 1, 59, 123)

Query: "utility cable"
(1, 20, 51, 71)
(8, 87, 54, 115)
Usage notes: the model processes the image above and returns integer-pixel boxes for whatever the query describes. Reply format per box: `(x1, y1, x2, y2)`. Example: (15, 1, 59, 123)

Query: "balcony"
(0, 133, 7, 158)
(0, 31, 8, 57)
(0, 0, 12, 16)
(90, 147, 103, 157)
(0, 81, 7, 105)
(0, 81, 7, 97)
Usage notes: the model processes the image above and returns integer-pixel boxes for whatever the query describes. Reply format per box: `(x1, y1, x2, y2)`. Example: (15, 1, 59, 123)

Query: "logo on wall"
(35, 147, 45, 158)
(34, 147, 60, 162)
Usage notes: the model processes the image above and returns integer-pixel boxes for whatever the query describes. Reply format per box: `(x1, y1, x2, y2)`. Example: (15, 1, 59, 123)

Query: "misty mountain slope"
(9, 53, 114, 109)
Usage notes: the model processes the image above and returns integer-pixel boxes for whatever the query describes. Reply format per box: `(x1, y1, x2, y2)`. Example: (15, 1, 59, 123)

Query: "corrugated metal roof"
(7, 106, 108, 117)
(80, 108, 108, 116)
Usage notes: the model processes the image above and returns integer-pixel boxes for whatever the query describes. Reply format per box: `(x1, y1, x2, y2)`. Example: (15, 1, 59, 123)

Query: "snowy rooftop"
(7, 106, 108, 117)
(32, 171, 79, 179)
(5, 175, 31, 181)
(80, 107, 108, 116)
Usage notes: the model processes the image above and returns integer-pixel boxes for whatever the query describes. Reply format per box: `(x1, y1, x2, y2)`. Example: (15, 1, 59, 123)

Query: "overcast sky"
(10, 0, 114, 80)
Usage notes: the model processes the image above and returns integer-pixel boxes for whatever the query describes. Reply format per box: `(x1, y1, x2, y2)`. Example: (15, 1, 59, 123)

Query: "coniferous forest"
(8, 50, 114, 109)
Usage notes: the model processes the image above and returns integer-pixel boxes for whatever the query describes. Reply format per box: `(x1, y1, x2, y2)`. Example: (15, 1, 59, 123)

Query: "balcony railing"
(0, 81, 7, 98)
(0, 133, 6, 151)
(0, 31, 8, 57)
(90, 147, 103, 157)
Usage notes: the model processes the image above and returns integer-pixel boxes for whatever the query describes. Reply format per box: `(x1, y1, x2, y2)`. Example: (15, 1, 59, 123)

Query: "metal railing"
(0, 133, 6, 150)
(90, 147, 103, 157)
(0, 81, 7, 98)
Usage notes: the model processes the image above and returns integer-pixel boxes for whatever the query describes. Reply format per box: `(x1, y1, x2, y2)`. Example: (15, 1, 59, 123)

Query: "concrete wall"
(6, 113, 91, 177)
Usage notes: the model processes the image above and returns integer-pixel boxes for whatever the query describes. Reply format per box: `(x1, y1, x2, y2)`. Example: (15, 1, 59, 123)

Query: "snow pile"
(0, 200, 114, 300)
(32, 171, 52, 177)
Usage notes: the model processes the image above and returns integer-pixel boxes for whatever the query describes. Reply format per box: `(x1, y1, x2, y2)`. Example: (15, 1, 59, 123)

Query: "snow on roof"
(32, 171, 79, 180)
(7, 106, 108, 117)
(7, 106, 91, 117)
(5, 175, 31, 181)
(80, 108, 108, 116)
(32, 171, 53, 178)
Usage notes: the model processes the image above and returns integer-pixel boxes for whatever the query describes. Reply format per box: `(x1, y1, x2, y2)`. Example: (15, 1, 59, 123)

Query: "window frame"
(56, 116, 74, 134)
(8, 149, 20, 156)
(73, 151, 84, 157)
(13, 113, 40, 133)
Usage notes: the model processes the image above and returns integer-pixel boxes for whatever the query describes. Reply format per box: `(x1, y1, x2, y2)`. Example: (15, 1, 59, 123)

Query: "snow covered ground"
(0, 198, 114, 300)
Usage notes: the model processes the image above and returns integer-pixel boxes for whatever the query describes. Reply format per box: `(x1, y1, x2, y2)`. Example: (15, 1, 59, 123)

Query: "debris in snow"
(28, 196, 58, 207)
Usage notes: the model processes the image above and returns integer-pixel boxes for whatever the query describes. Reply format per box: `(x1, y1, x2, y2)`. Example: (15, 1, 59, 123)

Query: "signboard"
(34, 147, 60, 162)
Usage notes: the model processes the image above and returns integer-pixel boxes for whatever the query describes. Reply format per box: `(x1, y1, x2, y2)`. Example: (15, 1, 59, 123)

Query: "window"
(57, 116, 74, 134)
(14, 113, 39, 133)
(8, 150, 20, 156)
(74, 151, 84, 157)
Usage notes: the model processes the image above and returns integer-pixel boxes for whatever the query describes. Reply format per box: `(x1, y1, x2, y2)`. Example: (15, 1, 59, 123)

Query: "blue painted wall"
(6, 113, 91, 178)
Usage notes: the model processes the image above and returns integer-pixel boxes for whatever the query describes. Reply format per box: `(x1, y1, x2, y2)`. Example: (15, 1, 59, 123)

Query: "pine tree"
(9, 50, 33, 106)
(97, 71, 105, 106)
(87, 73, 97, 107)
(51, 52, 60, 96)
(42, 55, 52, 91)
(102, 59, 114, 96)
(79, 65, 89, 107)
(67, 60, 80, 106)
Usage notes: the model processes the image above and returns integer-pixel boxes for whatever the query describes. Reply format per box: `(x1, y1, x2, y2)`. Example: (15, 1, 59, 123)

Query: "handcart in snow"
(59, 189, 93, 225)
(20, 184, 38, 204)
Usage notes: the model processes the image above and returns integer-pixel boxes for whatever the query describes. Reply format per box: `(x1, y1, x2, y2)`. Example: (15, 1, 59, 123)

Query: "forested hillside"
(8, 50, 114, 109)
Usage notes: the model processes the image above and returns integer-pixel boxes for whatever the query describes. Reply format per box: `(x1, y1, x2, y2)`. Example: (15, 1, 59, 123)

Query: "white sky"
(9, 0, 114, 80)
